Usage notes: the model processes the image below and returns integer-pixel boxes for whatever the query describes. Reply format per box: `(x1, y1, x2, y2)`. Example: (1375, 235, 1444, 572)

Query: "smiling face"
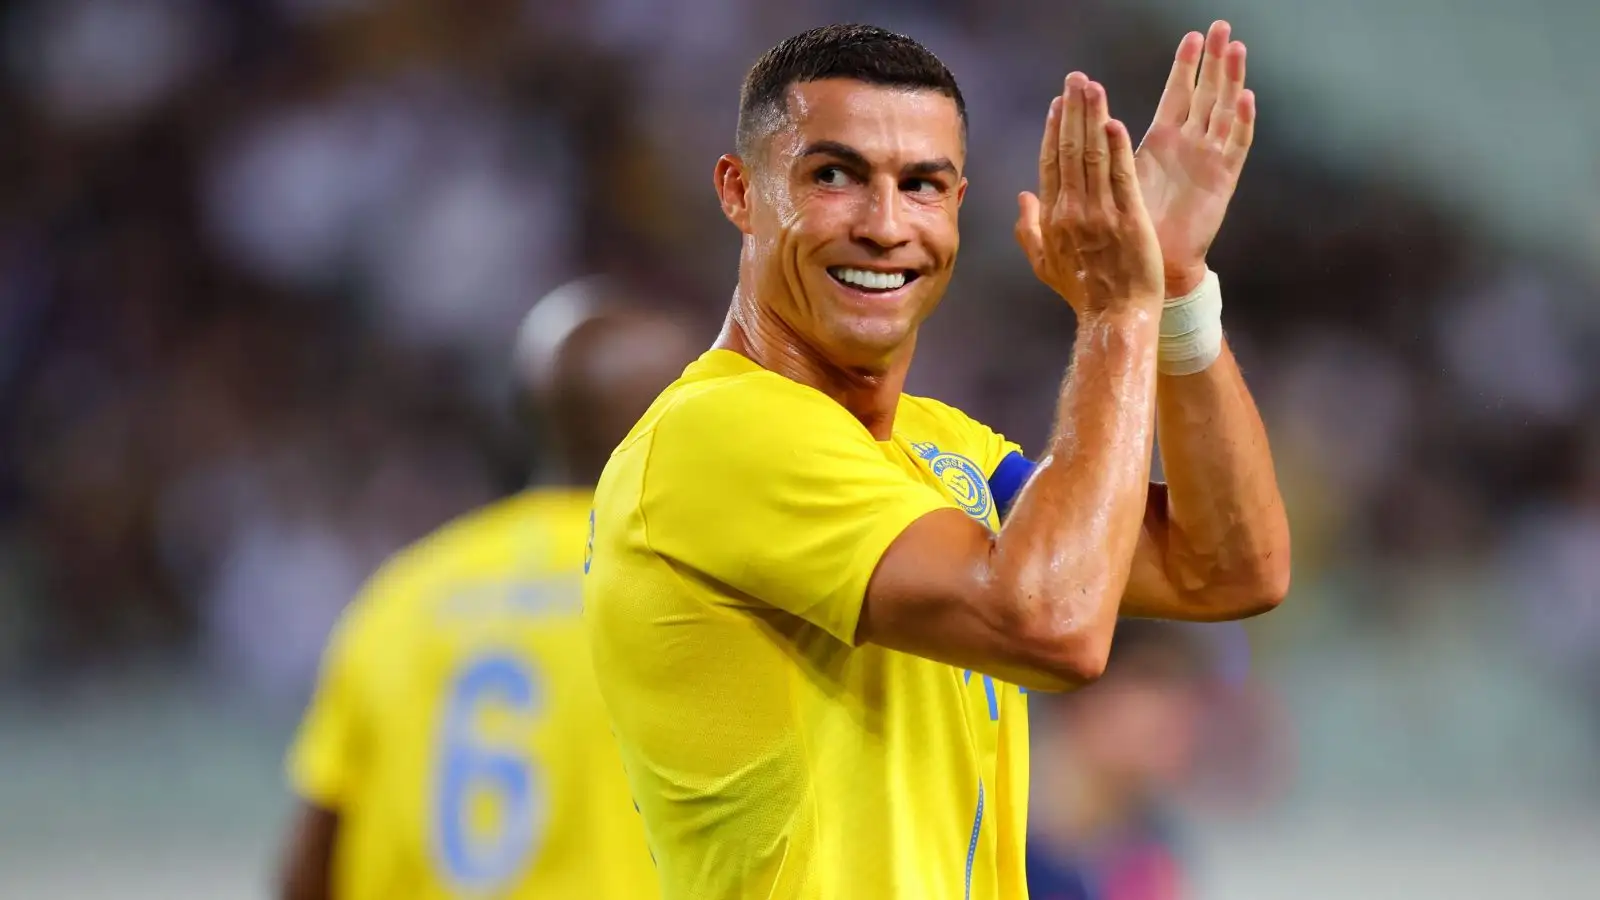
(718, 78, 967, 372)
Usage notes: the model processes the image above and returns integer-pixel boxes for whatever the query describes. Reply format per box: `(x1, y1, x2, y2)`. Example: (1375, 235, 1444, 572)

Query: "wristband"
(1158, 268, 1223, 376)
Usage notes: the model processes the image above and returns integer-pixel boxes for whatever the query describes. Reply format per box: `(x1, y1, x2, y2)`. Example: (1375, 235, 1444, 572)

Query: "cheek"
(764, 182, 800, 228)
(793, 190, 856, 232)
(747, 198, 792, 263)
(759, 174, 830, 233)
(743, 177, 797, 254)
(939, 206, 961, 260)
(916, 204, 961, 265)
(777, 194, 855, 262)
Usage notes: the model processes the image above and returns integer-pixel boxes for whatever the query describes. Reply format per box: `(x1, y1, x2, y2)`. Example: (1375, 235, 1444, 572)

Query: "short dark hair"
(735, 24, 967, 158)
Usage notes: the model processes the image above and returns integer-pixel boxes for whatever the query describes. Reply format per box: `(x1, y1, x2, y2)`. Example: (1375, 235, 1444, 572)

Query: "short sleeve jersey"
(289, 490, 659, 900)
(585, 349, 1034, 900)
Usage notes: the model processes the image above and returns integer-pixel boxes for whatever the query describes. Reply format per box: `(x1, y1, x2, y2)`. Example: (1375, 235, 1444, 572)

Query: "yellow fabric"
(288, 489, 659, 900)
(586, 349, 1031, 900)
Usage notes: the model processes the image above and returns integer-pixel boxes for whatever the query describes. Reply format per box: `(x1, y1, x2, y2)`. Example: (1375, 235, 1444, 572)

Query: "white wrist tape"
(1158, 269, 1224, 376)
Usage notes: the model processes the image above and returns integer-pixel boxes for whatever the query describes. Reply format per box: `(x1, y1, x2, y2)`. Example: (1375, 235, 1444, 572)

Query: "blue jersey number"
(433, 655, 543, 889)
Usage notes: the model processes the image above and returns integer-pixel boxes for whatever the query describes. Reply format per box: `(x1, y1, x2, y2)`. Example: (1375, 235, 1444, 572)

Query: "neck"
(532, 442, 606, 491)
(714, 282, 912, 441)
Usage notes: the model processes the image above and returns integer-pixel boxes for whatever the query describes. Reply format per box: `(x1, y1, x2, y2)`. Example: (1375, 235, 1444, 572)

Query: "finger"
(1151, 31, 1203, 128)
(1206, 41, 1247, 143)
(1223, 89, 1256, 168)
(1185, 20, 1232, 136)
(1082, 82, 1112, 210)
(1015, 191, 1045, 271)
(1105, 119, 1144, 214)
(1058, 73, 1089, 208)
(1038, 96, 1063, 209)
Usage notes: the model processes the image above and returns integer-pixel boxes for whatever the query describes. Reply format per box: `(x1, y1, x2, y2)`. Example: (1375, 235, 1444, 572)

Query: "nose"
(851, 176, 912, 252)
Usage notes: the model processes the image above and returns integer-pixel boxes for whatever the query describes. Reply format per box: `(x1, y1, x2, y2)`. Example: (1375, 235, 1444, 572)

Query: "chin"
(822, 320, 915, 370)
(789, 274, 937, 370)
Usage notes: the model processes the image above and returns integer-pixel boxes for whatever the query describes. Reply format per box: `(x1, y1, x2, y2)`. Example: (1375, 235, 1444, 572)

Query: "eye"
(815, 166, 853, 188)
(902, 178, 943, 196)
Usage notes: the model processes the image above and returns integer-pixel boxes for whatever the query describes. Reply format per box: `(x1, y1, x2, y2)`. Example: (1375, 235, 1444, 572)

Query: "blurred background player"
(1026, 622, 1214, 900)
(276, 277, 698, 900)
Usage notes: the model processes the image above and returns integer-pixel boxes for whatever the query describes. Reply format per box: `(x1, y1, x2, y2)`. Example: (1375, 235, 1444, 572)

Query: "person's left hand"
(1135, 21, 1255, 296)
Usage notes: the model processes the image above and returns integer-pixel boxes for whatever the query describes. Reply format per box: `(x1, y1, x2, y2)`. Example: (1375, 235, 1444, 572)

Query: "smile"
(827, 266, 919, 293)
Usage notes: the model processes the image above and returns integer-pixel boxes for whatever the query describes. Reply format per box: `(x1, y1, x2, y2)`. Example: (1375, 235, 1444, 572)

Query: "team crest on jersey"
(911, 442, 992, 521)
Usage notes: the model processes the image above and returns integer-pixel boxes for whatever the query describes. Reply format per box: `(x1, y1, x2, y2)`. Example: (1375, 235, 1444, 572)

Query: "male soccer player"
(585, 21, 1290, 900)
(277, 281, 697, 900)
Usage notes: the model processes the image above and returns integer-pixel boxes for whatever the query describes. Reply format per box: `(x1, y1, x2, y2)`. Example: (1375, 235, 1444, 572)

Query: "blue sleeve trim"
(988, 451, 1035, 518)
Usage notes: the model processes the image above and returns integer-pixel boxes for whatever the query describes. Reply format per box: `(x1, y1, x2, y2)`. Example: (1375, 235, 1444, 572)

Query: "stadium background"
(0, 0, 1597, 897)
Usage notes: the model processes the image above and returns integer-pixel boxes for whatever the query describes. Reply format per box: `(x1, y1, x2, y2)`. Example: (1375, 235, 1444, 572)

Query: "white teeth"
(831, 267, 907, 291)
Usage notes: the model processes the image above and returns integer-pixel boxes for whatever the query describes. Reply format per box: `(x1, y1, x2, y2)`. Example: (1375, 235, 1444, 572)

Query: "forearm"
(278, 804, 338, 900)
(991, 308, 1161, 670)
(1139, 338, 1290, 614)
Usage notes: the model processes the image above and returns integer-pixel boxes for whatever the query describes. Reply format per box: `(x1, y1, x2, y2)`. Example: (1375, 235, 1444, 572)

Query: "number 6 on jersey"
(433, 654, 544, 889)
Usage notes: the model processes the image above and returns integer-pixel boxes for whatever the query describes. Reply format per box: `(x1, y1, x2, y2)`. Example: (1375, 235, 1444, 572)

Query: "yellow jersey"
(288, 489, 659, 900)
(586, 349, 1037, 900)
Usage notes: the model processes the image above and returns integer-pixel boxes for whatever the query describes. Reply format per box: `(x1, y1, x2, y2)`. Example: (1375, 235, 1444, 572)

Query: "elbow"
(1254, 550, 1293, 611)
(1006, 590, 1117, 692)
(1004, 646, 1108, 693)
(1052, 632, 1111, 686)
(1200, 543, 1292, 619)
(1031, 628, 1112, 691)
(1240, 535, 1293, 614)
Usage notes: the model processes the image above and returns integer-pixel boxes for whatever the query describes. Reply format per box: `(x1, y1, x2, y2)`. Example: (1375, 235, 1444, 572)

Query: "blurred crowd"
(0, 0, 1596, 810)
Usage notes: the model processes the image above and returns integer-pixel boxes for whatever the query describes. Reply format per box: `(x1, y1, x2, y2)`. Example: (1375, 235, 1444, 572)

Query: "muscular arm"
(862, 306, 1160, 691)
(278, 802, 338, 900)
(860, 75, 1167, 692)
(1116, 24, 1289, 618)
(1122, 339, 1290, 620)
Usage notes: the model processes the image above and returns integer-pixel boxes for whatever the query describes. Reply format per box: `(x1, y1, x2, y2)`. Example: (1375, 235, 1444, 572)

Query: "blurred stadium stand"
(0, 1, 1595, 897)
(1127, 0, 1600, 278)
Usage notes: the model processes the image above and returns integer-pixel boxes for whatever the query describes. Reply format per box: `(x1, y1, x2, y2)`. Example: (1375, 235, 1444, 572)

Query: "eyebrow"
(798, 140, 959, 180)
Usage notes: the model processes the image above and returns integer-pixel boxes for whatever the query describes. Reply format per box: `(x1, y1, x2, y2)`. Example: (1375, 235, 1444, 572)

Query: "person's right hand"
(1016, 73, 1165, 317)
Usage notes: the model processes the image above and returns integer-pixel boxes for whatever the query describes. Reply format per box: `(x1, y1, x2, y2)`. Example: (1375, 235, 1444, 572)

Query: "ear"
(714, 154, 754, 235)
(955, 176, 968, 209)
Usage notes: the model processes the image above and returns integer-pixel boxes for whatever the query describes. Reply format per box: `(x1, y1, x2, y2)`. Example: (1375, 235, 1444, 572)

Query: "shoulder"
(660, 367, 849, 433)
(643, 367, 866, 470)
(631, 369, 910, 533)
(898, 394, 1009, 459)
(898, 395, 1030, 518)
(329, 497, 532, 669)
(898, 392, 989, 433)
(354, 497, 523, 610)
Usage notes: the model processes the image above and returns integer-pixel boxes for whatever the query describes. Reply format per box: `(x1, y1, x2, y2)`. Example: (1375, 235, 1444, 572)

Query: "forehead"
(772, 78, 964, 168)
